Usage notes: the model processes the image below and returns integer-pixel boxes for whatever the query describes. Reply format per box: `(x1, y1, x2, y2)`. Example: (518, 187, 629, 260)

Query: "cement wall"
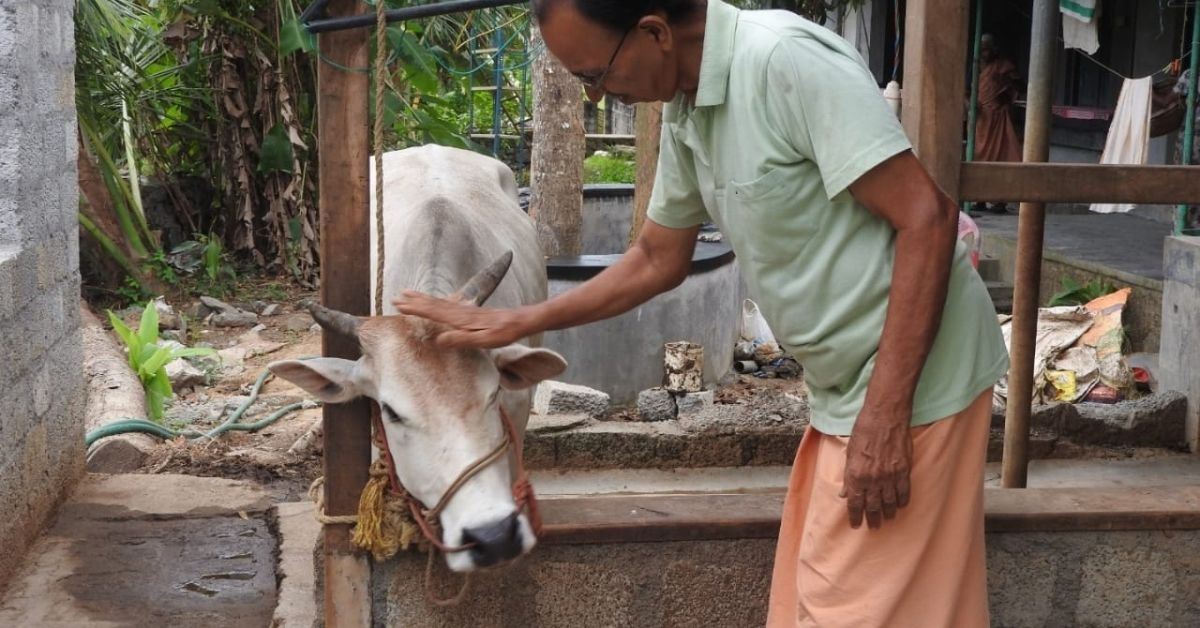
(988, 530, 1200, 628)
(373, 539, 775, 628)
(369, 528, 1200, 627)
(1160, 236, 1200, 451)
(544, 185, 741, 406)
(0, 0, 85, 587)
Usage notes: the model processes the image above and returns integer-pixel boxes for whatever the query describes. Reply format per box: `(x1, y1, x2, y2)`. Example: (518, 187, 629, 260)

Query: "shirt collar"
(693, 0, 740, 108)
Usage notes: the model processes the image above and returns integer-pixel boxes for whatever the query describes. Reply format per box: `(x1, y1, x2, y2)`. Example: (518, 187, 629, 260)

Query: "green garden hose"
(85, 361, 320, 447)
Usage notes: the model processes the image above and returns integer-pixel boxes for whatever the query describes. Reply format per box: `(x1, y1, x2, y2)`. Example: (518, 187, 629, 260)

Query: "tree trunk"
(81, 302, 158, 472)
(77, 136, 137, 262)
(629, 101, 664, 245)
(529, 26, 585, 257)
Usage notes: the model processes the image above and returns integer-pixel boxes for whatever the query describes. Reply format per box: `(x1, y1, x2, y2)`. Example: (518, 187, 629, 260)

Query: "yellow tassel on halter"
(351, 459, 422, 561)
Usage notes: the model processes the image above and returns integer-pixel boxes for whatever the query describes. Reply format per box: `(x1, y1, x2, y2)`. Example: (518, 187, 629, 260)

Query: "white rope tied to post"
(373, 0, 389, 317)
(308, 477, 359, 525)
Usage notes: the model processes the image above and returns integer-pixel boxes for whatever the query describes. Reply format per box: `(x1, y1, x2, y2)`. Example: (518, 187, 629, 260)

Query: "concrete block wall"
(370, 530, 1200, 627)
(0, 0, 85, 588)
(1160, 236, 1200, 452)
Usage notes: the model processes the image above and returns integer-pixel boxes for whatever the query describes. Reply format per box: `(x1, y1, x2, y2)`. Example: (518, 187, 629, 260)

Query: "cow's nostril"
(462, 512, 522, 567)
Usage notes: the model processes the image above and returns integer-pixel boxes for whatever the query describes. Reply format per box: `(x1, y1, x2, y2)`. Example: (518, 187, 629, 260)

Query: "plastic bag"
(958, 211, 981, 269)
(740, 299, 777, 345)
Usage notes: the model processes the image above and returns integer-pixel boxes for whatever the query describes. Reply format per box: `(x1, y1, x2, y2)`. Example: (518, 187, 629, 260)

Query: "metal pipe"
(299, 0, 330, 23)
(304, 0, 525, 33)
(734, 360, 759, 374)
(492, 9, 504, 157)
(1176, 4, 1200, 236)
(965, 0, 986, 163)
(1002, 0, 1058, 490)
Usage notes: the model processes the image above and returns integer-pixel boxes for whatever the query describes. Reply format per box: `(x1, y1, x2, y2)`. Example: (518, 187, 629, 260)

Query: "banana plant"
(107, 302, 216, 423)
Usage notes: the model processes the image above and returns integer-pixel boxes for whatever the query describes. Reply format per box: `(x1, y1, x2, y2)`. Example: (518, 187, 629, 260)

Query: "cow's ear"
(268, 358, 368, 403)
(491, 345, 568, 390)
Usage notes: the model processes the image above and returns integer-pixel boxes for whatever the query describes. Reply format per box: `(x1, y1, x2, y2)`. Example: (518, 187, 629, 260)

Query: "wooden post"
(1002, 0, 1059, 489)
(629, 101, 663, 245)
(317, 1, 372, 626)
(900, 0, 968, 199)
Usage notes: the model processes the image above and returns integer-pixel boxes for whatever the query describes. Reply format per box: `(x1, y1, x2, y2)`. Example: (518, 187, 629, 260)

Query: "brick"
(2, 249, 39, 319)
(675, 390, 715, 416)
(9, 286, 65, 370)
(637, 387, 677, 422)
(38, 5, 63, 59)
(0, 246, 21, 320)
(0, 7, 15, 63)
(0, 369, 37, 460)
(0, 72, 15, 114)
(533, 380, 610, 419)
(32, 361, 51, 417)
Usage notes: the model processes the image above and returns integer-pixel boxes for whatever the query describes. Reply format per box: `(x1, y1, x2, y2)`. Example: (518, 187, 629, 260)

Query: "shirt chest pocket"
(722, 165, 821, 264)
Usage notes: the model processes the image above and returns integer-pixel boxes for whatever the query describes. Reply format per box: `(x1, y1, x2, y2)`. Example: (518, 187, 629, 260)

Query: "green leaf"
(146, 389, 166, 423)
(107, 310, 138, 351)
(258, 123, 295, 174)
(137, 301, 159, 346)
(389, 28, 440, 94)
(279, 18, 316, 57)
(137, 343, 160, 369)
(140, 346, 176, 377)
(382, 90, 402, 128)
(152, 368, 174, 399)
(204, 237, 221, 281)
(173, 347, 219, 359)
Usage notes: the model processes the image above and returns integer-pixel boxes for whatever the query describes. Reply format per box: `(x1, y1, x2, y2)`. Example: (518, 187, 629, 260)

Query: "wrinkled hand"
(839, 411, 913, 530)
(392, 291, 533, 349)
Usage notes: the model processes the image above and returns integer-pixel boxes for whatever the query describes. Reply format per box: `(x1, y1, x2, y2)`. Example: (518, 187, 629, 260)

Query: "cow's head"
(268, 253, 566, 572)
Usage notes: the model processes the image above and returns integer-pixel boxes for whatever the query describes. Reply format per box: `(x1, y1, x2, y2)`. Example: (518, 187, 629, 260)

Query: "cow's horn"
(303, 300, 363, 338)
(457, 250, 514, 306)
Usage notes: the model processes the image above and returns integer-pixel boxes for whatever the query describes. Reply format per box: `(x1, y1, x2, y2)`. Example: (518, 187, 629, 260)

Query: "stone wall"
(1160, 236, 1200, 451)
(371, 529, 1200, 627)
(0, 0, 85, 587)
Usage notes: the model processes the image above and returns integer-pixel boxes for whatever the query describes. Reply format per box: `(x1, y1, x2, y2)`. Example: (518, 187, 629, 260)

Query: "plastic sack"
(958, 211, 981, 269)
(740, 299, 777, 345)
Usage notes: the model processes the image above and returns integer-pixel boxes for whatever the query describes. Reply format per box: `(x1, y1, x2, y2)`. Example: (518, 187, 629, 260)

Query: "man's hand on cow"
(839, 406, 913, 530)
(393, 292, 534, 349)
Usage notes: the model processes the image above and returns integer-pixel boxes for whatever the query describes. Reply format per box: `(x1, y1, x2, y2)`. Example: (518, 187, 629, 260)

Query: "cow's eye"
(381, 403, 405, 424)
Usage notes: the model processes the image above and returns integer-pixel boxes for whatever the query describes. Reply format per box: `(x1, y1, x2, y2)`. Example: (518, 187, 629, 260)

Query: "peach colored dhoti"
(766, 389, 993, 628)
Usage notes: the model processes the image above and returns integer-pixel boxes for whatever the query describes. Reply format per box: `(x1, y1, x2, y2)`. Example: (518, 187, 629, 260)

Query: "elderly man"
(397, 1, 1008, 626)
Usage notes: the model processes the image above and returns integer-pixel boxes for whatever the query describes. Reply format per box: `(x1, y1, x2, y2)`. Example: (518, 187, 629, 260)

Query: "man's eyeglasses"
(574, 27, 633, 89)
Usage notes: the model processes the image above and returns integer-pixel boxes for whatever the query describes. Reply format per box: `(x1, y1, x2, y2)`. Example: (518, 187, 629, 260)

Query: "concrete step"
(977, 256, 1004, 282)
(986, 279, 1014, 313)
(0, 475, 277, 627)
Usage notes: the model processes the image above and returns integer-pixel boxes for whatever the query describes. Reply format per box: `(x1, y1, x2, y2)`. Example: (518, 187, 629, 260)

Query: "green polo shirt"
(647, 0, 1009, 435)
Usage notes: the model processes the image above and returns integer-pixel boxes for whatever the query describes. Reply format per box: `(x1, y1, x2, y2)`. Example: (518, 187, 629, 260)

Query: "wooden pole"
(317, 1, 372, 625)
(629, 101, 663, 245)
(1002, 0, 1058, 489)
(900, 0, 967, 200)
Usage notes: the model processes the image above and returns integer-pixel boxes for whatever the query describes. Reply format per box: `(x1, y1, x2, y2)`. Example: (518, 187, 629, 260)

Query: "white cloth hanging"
(1061, 0, 1101, 55)
(1091, 76, 1154, 214)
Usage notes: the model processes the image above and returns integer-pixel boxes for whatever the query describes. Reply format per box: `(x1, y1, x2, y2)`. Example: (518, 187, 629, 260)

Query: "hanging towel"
(1091, 76, 1153, 214)
(1061, 0, 1101, 55)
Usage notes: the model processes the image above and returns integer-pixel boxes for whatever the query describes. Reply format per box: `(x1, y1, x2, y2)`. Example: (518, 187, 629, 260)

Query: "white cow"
(269, 145, 567, 572)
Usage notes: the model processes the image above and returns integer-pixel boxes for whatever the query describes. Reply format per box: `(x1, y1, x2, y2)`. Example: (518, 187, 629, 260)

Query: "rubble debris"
(664, 341, 704, 393)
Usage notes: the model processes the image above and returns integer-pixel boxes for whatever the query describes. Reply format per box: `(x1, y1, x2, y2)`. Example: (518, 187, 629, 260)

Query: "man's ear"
(268, 358, 368, 403)
(491, 345, 568, 390)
